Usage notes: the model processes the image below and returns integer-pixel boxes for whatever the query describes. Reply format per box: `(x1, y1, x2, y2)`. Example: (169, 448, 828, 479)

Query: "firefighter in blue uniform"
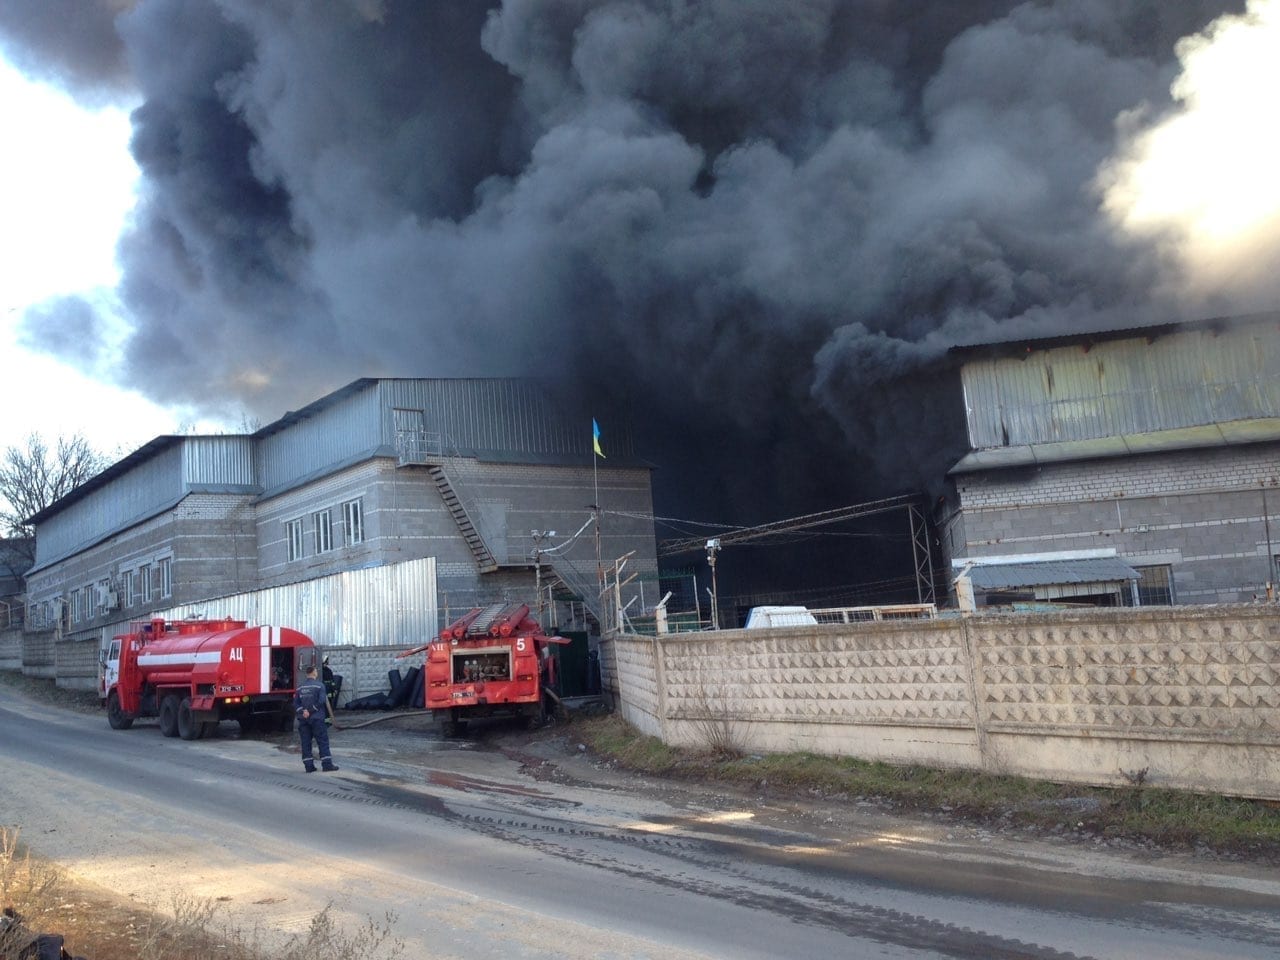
(294, 664, 338, 772)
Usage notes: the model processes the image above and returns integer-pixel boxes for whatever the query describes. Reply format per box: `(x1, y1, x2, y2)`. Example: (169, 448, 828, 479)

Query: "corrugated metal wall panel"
(964, 325, 1280, 448)
(380, 379, 630, 458)
(34, 443, 186, 565)
(159, 556, 437, 649)
(183, 436, 256, 485)
(257, 384, 383, 492)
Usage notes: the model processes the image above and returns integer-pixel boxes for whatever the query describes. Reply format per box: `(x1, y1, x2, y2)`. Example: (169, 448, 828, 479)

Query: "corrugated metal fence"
(159, 556, 438, 651)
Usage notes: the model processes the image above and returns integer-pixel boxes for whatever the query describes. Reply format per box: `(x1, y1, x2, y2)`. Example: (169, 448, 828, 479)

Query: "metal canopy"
(964, 557, 1140, 590)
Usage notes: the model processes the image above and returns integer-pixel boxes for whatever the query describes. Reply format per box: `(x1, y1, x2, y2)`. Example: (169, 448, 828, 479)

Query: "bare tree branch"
(0, 433, 110, 537)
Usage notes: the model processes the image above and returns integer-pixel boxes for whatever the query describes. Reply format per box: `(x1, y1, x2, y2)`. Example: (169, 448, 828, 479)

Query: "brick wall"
(603, 605, 1280, 799)
(951, 444, 1280, 603)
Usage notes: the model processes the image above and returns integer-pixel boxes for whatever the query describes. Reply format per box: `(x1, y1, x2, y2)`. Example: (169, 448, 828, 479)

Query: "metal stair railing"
(544, 550, 606, 631)
(426, 464, 499, 573)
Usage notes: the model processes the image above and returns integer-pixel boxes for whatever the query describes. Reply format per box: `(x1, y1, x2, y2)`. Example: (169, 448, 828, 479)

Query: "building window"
(159, 557, 172, 598)
(1135, 565, 1174, 606)
(140, 564, 152, 603)
(343, 498, 364, 546)
(286, 518, 305, 562)
(122, 569, 135, 607)
(83, 586, 95, 621)
(70, 588, 81, 624)
(313, 509, 333, 554)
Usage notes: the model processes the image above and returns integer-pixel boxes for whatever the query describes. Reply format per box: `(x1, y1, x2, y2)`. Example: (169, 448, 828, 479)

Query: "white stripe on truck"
(260, 626, 271, 693)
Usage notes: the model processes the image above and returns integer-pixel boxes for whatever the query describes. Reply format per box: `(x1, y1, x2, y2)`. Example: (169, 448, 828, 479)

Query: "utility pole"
(590, 503, 606, 632)
(705, 538, 721, 630)
(1263, 483, 1276, 600)
(530, 529, 556, 626)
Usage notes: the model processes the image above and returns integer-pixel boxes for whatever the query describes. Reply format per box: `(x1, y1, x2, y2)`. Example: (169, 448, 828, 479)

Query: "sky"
(0, 0, 1277, 529)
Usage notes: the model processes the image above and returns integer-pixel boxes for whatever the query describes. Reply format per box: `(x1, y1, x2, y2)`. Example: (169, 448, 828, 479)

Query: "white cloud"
(0, 56, 228, 457)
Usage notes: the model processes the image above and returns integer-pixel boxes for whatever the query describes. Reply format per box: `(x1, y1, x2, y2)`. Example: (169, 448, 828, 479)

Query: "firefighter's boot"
(321, 759, 339, 772)
(303, 760, 316, 773)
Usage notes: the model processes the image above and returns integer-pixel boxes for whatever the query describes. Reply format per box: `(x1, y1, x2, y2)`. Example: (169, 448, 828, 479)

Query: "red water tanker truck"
(402, 602, 568, 737)
(100, 617, 317, 739)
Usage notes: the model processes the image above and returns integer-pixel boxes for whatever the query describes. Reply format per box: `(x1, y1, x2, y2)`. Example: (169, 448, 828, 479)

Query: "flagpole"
(592, 419, 604, 632)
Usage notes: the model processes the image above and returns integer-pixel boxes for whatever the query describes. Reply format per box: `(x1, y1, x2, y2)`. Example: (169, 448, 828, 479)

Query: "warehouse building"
(23, 378, 657, 642)
(939, 313, 1280, 606)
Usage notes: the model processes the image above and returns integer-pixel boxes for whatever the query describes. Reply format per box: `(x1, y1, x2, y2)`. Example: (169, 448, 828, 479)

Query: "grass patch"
(572, 713, 1280, 860)
(581, 713, 683, 773)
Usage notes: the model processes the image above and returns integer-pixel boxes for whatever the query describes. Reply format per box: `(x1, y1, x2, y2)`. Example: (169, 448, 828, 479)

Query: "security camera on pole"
(705, 538, 721, 630)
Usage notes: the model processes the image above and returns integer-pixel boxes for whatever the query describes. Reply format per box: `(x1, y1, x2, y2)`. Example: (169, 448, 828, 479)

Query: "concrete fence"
(600, 605, 1280, 800)
(0, 626, 21, 671)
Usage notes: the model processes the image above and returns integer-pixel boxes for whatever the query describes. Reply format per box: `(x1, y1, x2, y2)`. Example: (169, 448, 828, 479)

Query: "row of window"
(40, 558, 175, 628)
(286, 498, 364, 562)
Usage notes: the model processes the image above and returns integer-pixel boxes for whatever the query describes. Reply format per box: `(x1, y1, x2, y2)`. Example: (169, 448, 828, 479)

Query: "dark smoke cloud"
(0, 0, 133, 103)
(3, 0, 1252, 534)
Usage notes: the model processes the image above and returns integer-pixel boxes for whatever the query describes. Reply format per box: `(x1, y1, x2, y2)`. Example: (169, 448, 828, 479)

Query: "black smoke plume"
(1, 1, 1253, 585)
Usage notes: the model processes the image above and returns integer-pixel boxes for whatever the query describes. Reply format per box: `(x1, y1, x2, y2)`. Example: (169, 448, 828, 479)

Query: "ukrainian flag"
(592, 419, 605, 458)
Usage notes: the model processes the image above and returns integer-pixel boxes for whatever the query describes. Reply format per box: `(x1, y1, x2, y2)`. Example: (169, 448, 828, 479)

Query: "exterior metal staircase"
(426, 464, 499, 573)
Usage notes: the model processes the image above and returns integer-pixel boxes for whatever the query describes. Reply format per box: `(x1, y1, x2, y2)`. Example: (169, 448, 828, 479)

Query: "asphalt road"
(1, 691, 1278, 959)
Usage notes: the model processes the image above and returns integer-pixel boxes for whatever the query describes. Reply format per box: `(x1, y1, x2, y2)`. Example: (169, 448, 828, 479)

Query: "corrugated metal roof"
(963, 557, 1139, 589)
(948, 310, 1280, 359)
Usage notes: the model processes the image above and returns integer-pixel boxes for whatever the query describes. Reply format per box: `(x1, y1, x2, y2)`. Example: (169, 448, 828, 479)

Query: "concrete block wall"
(604, 605, 1280, 799)
(55, 638, 100, 692)
(951, 443, 1280, 603)
(21, 631, 54, 679)
(256, 460, 384, 587)
(173, 494, 259, 601)
(0, 626, 20, 670)
(24, 493, 260, 641)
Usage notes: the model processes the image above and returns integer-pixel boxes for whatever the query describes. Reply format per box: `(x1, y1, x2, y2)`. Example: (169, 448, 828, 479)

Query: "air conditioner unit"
(104, 591, 120, 611)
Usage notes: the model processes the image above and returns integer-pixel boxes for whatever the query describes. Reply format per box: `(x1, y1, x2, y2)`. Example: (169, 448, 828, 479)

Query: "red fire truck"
(404, 602, 569, 736)
(100, 617, 317, 739)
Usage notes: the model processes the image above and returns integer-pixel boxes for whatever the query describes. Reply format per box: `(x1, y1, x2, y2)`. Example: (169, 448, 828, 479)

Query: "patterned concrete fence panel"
(656, 621, 981, 767)
(344, 645, 421, 705)
(965, 607, 1280, 800)
(0, 627, 21, 671)
(608, 606, 1280, 799)
(55, 638, 101, 693)
(21, 631, 55, 679)
(606, 634, 663, 738)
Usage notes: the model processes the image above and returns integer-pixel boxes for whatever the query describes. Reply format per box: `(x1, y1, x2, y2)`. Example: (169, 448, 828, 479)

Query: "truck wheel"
(523, 701, 545, 730)
(177, 697, 202, 740)
(106, 691, 134, 730)
(158, 696, 180, 737)
(200, 720, 220, 738)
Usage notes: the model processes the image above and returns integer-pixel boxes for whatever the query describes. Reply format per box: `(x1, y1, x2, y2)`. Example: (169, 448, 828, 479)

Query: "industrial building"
(939, 313, 1280, 606)
(23, 378, 657, 643)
